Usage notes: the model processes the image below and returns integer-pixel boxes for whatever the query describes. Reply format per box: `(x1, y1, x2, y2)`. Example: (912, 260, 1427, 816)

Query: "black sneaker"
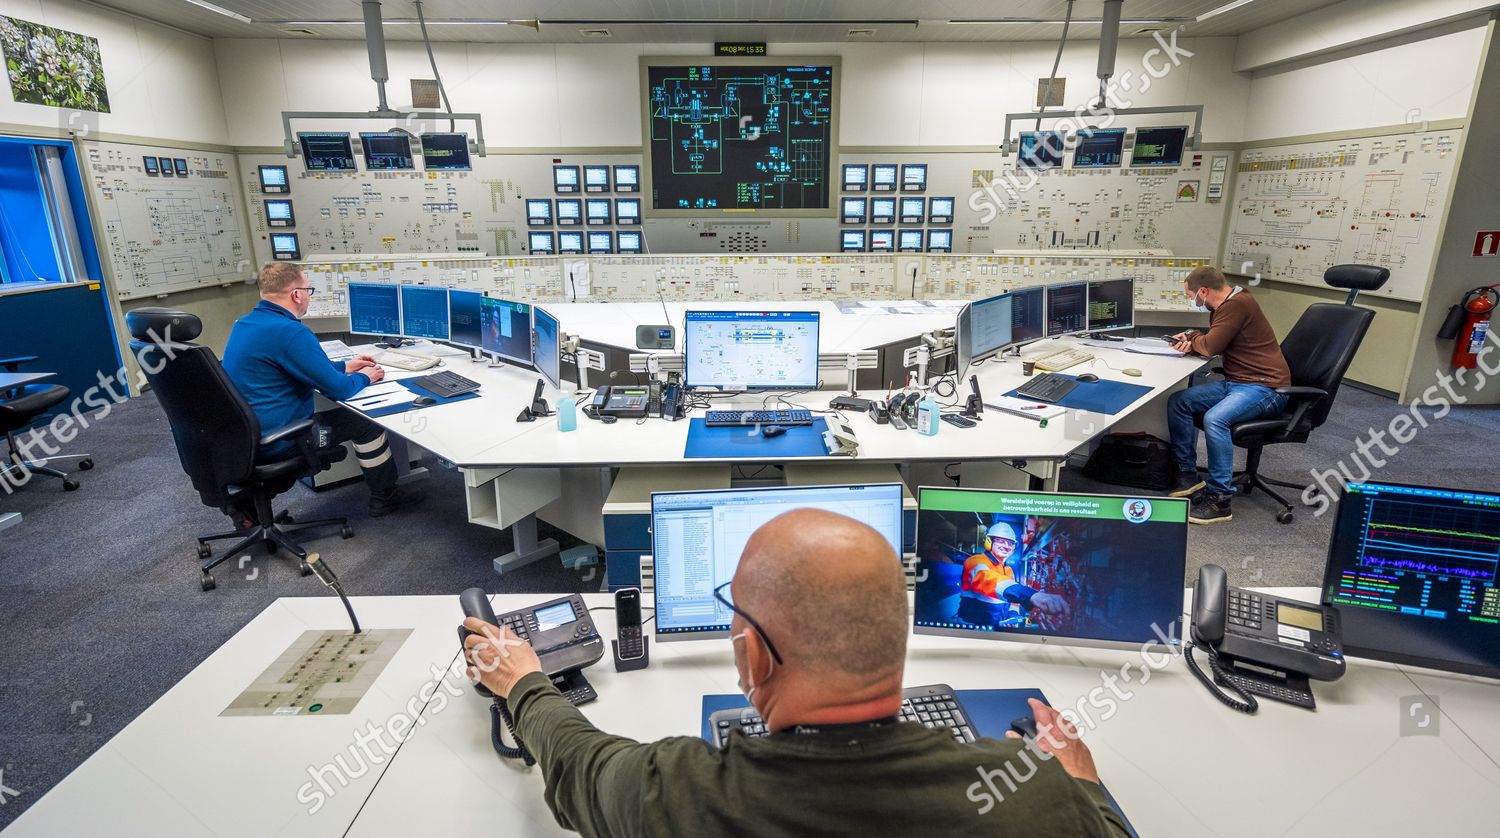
(1168, 471, 1206, 498)
(369, 485, 425, 517)
(1189, 492, 1233, 525)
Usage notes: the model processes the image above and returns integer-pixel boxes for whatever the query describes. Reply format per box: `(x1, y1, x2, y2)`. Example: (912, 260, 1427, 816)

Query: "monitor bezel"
(682, 310, 821, 391)
(900, 163, 927, 192)
(1071, 127, 1128, 169)
(928, 197, 954, 225)
(1016, 130, 1066, 170)
(447, 288, 486, 349)
(528, 231, 557, 254)
(615, 198, 642, 225)
(296, 131, 357, 172)
(532, 306, 562, 389)
(616, 231, 644, 253)
(1008, 285, 1047, 350)
(263, 198, 295, 228)
(582, 164, 612, 192)
(927, 229, 953, 253)
(557, 231, 585, 254)
(347, 281, 401, 337)
(1129, 125, 1190, 168)
(870, 163, 898, 192)
(257, 164, 290, 193)
(587, 231, 614, 253)
(1087, 277, 1136, 333)
(967, 291, 1014, 362)
(898, 196, 926, 224)
(553, 165, 581, 193)
(419, 132, 473, 171)
(556, 198, 583, 226)
(480, 297, 535, 366)
(525, 198, 554, 226)
(841, 230, 868, 252)
(842, 163, 869, 192)
(585, 198, 613, 226)
(840, 197, 868, 225)
(897, 230, 924, 252)
(612, 164, 641, 192)
(1045, 280, 1091, 338)
(269, 232, 302, 261)
(398, 283, 451, 341)
(358, 132, 416, 171)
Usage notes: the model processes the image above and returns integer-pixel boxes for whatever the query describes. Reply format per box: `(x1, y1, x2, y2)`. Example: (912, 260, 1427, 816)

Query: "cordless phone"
(612, 587, 650, 671)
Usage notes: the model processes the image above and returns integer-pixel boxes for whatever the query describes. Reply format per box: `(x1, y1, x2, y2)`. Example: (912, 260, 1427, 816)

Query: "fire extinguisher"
(1438, 285, 1498, 368)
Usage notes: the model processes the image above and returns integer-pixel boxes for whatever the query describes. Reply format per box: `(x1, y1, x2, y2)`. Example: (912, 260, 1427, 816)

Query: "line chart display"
(645, 63, 835, 213)
(1358, 497, 1500, 580)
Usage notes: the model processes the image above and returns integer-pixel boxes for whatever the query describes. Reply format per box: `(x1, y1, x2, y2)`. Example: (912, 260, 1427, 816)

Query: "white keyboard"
(375, 350, 439, 371)
(1023, 346, 1095, 371)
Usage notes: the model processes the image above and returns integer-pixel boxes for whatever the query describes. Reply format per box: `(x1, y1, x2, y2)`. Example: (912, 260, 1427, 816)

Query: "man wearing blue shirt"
(224, 262, 422, 518)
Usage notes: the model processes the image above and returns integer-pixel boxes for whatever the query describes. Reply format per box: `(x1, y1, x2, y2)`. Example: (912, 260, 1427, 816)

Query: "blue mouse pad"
(1004, 375, 1152, 415)
(684, 418, 829, 459)
(358, 380, 480, 418)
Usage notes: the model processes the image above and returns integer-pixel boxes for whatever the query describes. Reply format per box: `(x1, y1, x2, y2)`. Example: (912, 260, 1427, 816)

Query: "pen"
(1020, 405, 1049, 410)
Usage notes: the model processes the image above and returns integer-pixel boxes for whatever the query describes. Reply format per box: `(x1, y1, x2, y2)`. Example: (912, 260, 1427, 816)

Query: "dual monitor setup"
(345, 283, 562, 388)
(1016, 126, 1190, 170)
(294, 131, 474, 172)
(956, 276, 1135, 378)
(650, 480, 1500, 681)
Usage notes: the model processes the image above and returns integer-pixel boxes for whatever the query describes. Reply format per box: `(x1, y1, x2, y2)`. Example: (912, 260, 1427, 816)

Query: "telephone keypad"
(1227, 590, 1263, 631)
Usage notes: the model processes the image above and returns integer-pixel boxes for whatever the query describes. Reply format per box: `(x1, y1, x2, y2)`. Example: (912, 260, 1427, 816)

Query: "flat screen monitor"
(1322, 481, 1500, 679)
(683, 310, 820, 391)
(870, 198, 896, 225)
(954, 303, 974, 380)
(158, 157, 174, 177)
(264, 199, 295, 228)
(871, 164, 898, 192)
(901, 164, 927, 192)
(420, 132, 471, 170)
(554, 165, 580, 193)
(297, 132, 356, 171)
(1072, 128, 1126, 168)
(1018, 131, 1065, 170)
(359, 133, 414, 170)
(617, 231, 644, 254)
(526, 199, 553, 226)
(143, 156, 160, 176)
(841, 197, 867, 225)
(449, 289, 485, 348)
(258, 165, 289, 193)
(841, 230, 867, 252)
(399, 284, 449, 341)
(842, 164, 868, 191)
(969, 292, 1014, 361)
(556, 199, 582, 225)
(899, 197, 925, 224)
(616, 198, 641, 225)
(653, 484, 906, 640)
(927, 229, 952, 252)
(613, 165, 640, 192)
(1088, 277, 1135, 332)
(528, 231, 556, 254)
(533, 306, 561, 388)
(348, 282, 400, 336)
(928, 197, 954, 225)
(1130, 126, 1188, 167)
(914, 487, 1189, 651)
(869, 230, 895, 252)
(898, 230, 924, 252)
(1010, 285, 1046, 345)
(1045, 281, 1089, 336)
(480, 297, 533, 365)
(270, 233, 301, 260)
(585, 199, 612, 225)
(173, 158, 189, 177)
(587, 231, 613, 253)
(558, 231, 584, 254)
(583, 165, 611, 192)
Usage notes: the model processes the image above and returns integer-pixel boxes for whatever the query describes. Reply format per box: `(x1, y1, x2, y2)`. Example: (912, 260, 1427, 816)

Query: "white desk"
(7, 591, 1497, 838)
(0, 371, 52, 390)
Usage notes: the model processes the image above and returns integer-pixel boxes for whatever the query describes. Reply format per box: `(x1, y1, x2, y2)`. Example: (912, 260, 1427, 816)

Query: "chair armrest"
(259, 418, 316, 448)
(0, 355, 38, 372)
(260, 418, 327, 474)
(1275, 386, 1328, 435)
(1275, 385, 1328, 399)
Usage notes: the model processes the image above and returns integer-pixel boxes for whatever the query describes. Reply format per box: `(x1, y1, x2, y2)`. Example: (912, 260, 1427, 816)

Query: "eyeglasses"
(292, 286, 317, 295)
(713, 580, 784, 666)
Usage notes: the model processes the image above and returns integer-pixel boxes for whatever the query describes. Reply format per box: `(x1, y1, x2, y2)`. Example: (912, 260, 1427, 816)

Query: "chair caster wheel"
(276, 511, 294, 524)
(78, 459, 94, 471)
(267, 541, 279, 554)
(63, 479, 80, 492)
(299, 561, 312, 576)
(341, 525, 354, 539)
(201, 572, 217, 591)
(197, 542, 212, 559)
(1276, 510, 1294, 525)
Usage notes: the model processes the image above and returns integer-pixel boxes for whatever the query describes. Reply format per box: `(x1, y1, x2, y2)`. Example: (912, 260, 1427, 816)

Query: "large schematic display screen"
(646, 64, 834, 211)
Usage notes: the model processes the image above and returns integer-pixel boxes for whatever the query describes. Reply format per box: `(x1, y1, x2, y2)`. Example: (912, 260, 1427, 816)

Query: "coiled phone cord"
(1185, 642, 1259, 715)
(490, 700, 537, 766)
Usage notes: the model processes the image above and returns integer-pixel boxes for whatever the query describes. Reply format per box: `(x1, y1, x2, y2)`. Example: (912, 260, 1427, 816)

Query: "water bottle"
(558, 394, 578, 432)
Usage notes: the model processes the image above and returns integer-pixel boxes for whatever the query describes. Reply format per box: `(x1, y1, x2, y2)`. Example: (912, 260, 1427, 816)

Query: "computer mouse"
(761, 425, 788, 438)
(411, 396, 437, 407)
(1009, 715, 1039, 739)
(1123, 368, 1143, 377)
(1076, 373, 1100, 383)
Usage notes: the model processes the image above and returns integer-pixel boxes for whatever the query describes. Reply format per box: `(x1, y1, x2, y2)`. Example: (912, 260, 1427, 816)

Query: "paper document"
(348, 390, 417, 411)
(985, 396, 1067, 421)
(320, 339, 355, 361)
(351, 380, 407, 399)
(1083, 338, 1185, 357)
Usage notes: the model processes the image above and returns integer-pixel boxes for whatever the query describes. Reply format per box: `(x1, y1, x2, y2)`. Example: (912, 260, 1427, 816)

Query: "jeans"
(1168, 382, 1288, 495)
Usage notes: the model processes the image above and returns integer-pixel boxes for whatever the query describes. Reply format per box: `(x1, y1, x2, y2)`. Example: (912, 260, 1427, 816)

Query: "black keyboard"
(710, 684, 976, 748)
(411, 370, 480, 399)
(616, 625, 645, 660)
(703, 409, 815, 427)
(1015, 373, 1078, 404)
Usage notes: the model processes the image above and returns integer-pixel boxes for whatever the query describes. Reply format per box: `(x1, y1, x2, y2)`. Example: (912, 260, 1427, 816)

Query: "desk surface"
(0, 372, 52, 389)
(7, 592, 1497, 838)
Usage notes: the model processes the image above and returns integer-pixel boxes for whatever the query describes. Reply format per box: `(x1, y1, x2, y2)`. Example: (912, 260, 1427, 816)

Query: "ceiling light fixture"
(182, 0, 252, 23)
(1195, 0, 1259, 22)
(276, 18, 540, 28)
(946, 18, 1179, 25)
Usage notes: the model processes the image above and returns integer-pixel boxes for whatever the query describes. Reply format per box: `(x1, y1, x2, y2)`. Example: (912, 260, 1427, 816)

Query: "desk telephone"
(458, 588, 605, 763)
(1187, 564, 1345, 713)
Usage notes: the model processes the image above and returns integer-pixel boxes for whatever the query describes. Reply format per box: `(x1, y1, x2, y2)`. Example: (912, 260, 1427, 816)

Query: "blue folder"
(1004, 374, 1153, 415)
(358, 379, 480, 418)
(683, 417, 829, 459)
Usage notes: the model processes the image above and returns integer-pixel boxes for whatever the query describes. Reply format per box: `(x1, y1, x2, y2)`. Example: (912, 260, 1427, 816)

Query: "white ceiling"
(90, 0, 1348, 42)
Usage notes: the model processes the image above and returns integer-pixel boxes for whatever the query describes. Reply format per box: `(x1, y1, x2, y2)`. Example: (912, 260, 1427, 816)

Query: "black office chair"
(126, 308, 353, 590)
(1204, 264, 1388, 523)
(0, 356, 93, 491)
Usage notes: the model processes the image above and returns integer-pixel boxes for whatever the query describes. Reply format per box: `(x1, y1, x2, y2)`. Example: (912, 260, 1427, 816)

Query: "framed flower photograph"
(0, 16, 110, 112)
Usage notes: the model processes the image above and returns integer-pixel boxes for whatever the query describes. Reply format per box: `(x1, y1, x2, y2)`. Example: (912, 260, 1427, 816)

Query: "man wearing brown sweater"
(1166, 266, 1291, 524)
(463, 509, 1130, 837)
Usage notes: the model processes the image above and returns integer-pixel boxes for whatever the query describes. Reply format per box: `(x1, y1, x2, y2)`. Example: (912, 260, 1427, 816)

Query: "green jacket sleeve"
(1073, 778, 1133, 837)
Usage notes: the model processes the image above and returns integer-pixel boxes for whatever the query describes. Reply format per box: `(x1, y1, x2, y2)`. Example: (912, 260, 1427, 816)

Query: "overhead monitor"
(927, 229, 953, 252)
(558, 231, 585, 254)
(480, 297, 533, 365)
(869, 230, 895, 252)
(841, 230, 867, 252)
(158, 156, 175, 177)
(142, 156, 160, 176)
(616, 198, 641, 225)
(257, 165, 289, 193)
(348, 282, 400, 336)
(297, 132, 356, 172)
(914, 487, 1189, 651)
(1087, 277, 1135, 333)
(644, 63, 835, 214)
(613, 164, 640, 192)
(841, 197, 867, 225)
(899, 197, 925, 225)
(399, 284, 449, 341)
(1017, 131, 1065, 170)
(1045, 281, 1089, 337)
(173, 158, 189, 177)
(969, 292, 1014, 362)
(1010, 285, 1046, 345)
(554, 165, 581, 193)
(585, 199, 612, 226)
(842, 164, 868, 192)
(870, 197, 896, 225)
(1322, 481, 1500, 679)
(449, 288, 485, 348)
(871, 164, 898, 192)
(526, 199, 553, 226)
(556, 199, 582, 225)
(616, 230, 644, 253)
(583, 165, 611, 192)
(683, 310, 820, 391)
(901, 163, 927, 192)
(270, 233, 301, 260)
(1130, 126, 1188, 167)
(1072, 128, 1126, 168)
(419, 132, 471, 170)
(359, 133, 414, 170)
(587, 231, 614, 253)
(528, 231, 556, 254)
(264, 199, 295, 228)
(898, 230, 924, 252)
(653, 484, 905, 640)
(533, 306, 561, 389)
(928, 197, 954, 225)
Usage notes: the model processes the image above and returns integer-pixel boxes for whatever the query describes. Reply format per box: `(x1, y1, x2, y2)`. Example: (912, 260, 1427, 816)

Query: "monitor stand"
(1215, 655, 1317, 710)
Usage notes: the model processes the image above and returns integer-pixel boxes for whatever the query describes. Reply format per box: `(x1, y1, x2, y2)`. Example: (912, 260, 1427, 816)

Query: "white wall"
(0, 0, 229, 144)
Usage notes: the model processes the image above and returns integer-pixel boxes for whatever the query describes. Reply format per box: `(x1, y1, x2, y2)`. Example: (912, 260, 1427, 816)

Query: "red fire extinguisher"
(1439, 285, 1498, 368)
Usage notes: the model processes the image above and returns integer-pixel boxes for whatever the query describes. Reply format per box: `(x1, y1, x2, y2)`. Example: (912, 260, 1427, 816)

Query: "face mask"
(1187, 290, 1210, 313)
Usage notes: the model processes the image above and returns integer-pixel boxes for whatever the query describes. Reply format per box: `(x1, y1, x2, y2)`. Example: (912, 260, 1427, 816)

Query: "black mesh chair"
(1202, 264, 1389, 523)
(0, 356, 93, 491)
(125, 308, 352, 590)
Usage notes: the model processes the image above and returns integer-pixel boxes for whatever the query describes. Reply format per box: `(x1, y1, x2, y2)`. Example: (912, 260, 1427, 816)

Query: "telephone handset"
(1187, 564, 1345, 713)
(458, 588, 605, 762)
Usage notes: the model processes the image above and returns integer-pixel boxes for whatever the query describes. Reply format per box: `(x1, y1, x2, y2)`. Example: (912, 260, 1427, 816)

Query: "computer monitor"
(927, 229, 953, 252)
(297, 132, 356, 171)
(617, 231, 644, 254)
(533, 306, 561, 388)
(969, 292, 1014, 362)
(653, 484, 906, 640)
(613, 165, 640, 192)
(1045, 281, 1089, 336)
(616, 198, 641, 225)
(914, 487, 1189, 651)
(871, 164, 898, 192)
(348, 282, 400, 336)
(841, 197, 867, 225)
(526, 199, 553, 226)
(683, 311, 820, 391)
(557, 199, 582, 225)
(270, 233, 301, 260)
(870, 197, 896, 225)
(1017, 131, 1065, 170)
(143, 156, 160, 176)
(359, 133, 414, 170)
(954, 303, 974, 380)
(1072, 128, 1126, 168)
(1321, 481, 1500, 679)
(1010, 285, 1046, 345)
(420, 132, 471, 170)
(1087, 277, 1135, 333)
(901, 164, 927, 192)
(158, 157, 174, 177)
(528, 231, 556, 254)
(1130, 126, 1188, 167)
(480, 297, 533, 365)
(585, 199, 612, 226)
(173, 158, 189, 177)
(257, 165, 289, 194)
(399, 284, 449, 341)
(583, 165, 611, 192)
(554, 165, 580, 193)
(842, 164, 868, 191)
(899, 197, 925, 224)
(841, 230, 867, 252)
(264, 199, 295, 228)
(869, 230, 895, 252)
(898, 230, 924, 252)
(558, 231, 584, 254)
(587, 231, 613, 253)
(928, 197, 954, 225)
(449, 289, 484, 348)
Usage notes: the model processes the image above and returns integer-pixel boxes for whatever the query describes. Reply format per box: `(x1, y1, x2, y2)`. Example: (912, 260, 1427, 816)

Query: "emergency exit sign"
(1476, 230, 1500, 257)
